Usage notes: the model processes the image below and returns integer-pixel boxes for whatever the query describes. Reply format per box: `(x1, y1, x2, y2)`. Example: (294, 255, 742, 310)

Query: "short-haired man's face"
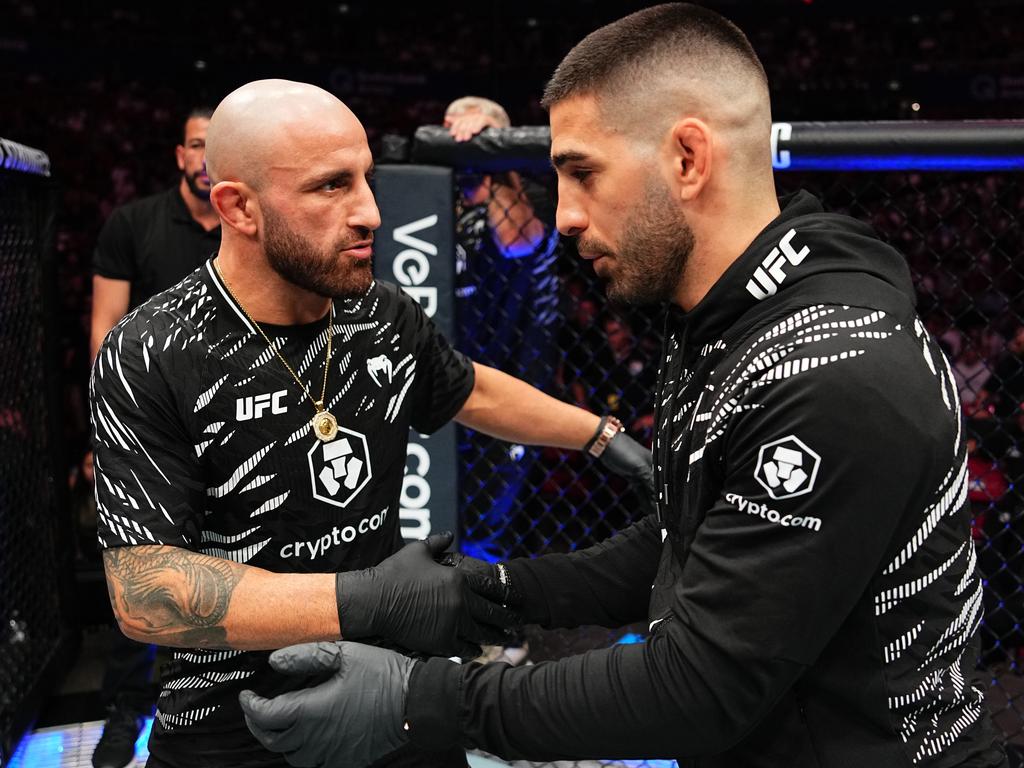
(257, 118, 380, 299)
(550, 95, 693, 307)
(177, 117, 211, 200)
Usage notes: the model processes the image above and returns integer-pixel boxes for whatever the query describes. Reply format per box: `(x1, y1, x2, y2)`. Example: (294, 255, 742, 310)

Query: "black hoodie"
(407, 192, 1007, 768)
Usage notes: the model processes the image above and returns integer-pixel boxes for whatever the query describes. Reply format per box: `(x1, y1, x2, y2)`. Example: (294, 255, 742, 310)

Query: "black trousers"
(101, 630, 157, 712)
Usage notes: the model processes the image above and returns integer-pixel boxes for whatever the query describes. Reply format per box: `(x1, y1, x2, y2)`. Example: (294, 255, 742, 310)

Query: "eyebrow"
(551, 150, 591, 169)
(307, 163, 375, 187)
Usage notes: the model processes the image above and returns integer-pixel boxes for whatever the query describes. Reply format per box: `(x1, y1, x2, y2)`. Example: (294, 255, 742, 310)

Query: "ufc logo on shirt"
(236, 390, 288, 421)
(745, 228, 810, 300)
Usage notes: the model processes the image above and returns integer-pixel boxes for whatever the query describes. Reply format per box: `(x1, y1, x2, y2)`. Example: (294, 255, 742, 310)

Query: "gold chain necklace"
(215, 258, 339, 443)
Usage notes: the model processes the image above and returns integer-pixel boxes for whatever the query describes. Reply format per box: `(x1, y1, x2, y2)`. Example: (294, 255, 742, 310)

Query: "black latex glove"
(240, 641, 412, 768)
(336, 531, 519, 658)
(597, 428, 657, 516)
(437, 552, 524, 609)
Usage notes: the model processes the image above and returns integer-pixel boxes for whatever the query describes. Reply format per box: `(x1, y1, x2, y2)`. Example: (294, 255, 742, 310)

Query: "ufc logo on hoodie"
(746, 228, 810, 300)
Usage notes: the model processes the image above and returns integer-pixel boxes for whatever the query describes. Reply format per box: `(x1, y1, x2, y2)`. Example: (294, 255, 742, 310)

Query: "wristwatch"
(586, 415, 624, 458)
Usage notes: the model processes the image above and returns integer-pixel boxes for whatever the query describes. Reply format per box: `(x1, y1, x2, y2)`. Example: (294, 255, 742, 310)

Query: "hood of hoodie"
(677, 190, 916, 348)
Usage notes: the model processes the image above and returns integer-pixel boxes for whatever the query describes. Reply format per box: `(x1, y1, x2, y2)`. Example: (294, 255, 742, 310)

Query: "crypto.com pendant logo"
(754, 435, 820, 500)
(308, 427, 372, 509)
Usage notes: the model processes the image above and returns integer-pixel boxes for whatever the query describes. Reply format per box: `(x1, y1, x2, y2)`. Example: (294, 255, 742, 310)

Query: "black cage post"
(0, 139, 78, 766)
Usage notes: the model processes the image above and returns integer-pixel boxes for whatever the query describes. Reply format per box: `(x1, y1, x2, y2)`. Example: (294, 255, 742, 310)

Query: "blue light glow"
(461, 541, 501, 563)
(135, 715, 154, 761)
(615, 632, 646, 645)
(778, 155, 1024, 172)
(6, 716, 153, 767)
(7, 730, 71, 768)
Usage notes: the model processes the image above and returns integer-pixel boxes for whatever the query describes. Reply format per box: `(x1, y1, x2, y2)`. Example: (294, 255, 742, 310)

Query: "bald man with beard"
(241, 6, 1006, 768)
(89, 79, 654, 768)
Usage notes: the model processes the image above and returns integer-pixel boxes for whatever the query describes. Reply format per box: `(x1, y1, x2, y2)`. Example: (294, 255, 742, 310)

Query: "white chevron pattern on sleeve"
(206, 443, 275, 498)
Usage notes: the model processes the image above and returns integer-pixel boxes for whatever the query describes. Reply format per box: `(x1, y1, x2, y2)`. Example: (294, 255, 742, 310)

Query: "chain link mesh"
(453, 165, 1024, 757)
(0, 168, 73, 761)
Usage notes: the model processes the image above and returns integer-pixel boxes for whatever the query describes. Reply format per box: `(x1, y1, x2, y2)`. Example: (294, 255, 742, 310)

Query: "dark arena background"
(1, 1, 1023, 766)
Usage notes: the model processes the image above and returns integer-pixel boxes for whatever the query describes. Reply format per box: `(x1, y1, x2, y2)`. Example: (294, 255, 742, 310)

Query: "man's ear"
(669, 118, 712, 203)
(175, 144, 186, 173)
(210, 182, 258, 237)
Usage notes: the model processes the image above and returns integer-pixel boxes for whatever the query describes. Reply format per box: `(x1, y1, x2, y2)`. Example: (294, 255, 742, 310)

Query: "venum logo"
(236, 390, 288, 421)
(308, 427, 373, 508)
(367, 355, 394, 386)
(754, 435, 820, 500)
(745, 228, 810, 301)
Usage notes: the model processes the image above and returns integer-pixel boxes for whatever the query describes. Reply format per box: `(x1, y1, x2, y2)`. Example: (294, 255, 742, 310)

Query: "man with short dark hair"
(242, 5, 1005, 767)
(91, 107, 220, 358)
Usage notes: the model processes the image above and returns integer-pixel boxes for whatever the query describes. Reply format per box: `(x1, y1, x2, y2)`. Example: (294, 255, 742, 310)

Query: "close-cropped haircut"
(182, 106, 214, 141)
(541, 3, 767, 111)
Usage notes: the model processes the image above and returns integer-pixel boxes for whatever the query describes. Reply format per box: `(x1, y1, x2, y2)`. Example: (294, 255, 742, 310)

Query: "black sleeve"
(399, 288, 475, 435)
(503, 514, 662, 628)
(93, 206, 138, 281)
(407, 345, 932, 759)
(91, 318, 205, 549)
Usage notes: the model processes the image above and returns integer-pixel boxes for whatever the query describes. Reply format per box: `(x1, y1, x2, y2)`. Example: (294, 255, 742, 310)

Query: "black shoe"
(92, 704, 143, 768)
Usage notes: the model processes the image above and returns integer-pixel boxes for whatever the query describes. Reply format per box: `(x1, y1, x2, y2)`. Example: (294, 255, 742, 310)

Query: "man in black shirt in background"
(91, 107, 221, 356)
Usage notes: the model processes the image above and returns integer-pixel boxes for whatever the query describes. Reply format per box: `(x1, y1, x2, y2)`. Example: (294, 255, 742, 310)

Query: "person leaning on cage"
(444, 96, 556, 265)
(88, 106, 221, 768)
(241, 5, 1008, 768)
(89, 79, 654, 768)
(444, 95, 560, 386)
(443, 95, 565, 575)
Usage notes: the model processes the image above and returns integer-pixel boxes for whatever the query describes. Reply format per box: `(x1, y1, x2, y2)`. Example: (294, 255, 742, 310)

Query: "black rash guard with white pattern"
(407, 191, 1006, 768)
(91, 261, 474, 767)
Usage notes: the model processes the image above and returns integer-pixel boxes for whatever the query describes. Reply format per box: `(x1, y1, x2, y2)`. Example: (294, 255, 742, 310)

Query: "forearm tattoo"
(103, 546, 244, 649)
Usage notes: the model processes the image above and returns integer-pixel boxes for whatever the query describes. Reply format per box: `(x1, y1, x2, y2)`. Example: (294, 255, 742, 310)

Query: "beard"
(262, 204, 374, 299)
(184, 169, 211, 201)
(580, 176, 694, 307)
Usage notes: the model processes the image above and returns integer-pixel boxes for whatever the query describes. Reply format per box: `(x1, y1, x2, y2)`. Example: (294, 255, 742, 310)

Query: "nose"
(555, 183, 587, 238)
(351, 180, 381, 232)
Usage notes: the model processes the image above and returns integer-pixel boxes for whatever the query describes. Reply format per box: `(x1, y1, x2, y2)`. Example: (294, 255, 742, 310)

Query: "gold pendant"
(312, 410, 339, 442)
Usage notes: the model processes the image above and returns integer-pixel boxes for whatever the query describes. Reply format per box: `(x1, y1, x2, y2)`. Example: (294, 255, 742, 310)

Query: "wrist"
(405, 657, 462, 751)
(584, 415, 624, 458)
(495, 562, 511, 590)
(335, 568, 380, 639)
(502, 558, 550, 625)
